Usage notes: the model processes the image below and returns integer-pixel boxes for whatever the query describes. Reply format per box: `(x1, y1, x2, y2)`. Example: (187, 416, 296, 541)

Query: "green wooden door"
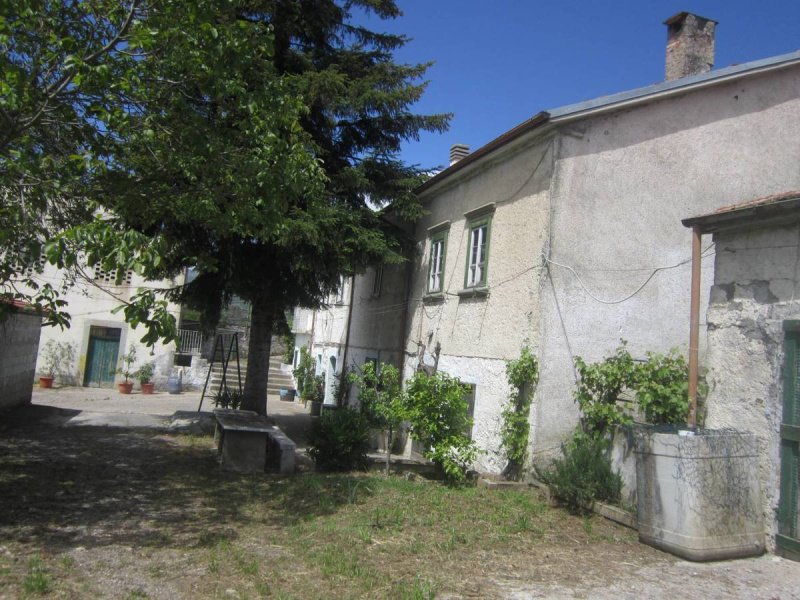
(778, 322, 800, 560)
(83, 326, 122, 388)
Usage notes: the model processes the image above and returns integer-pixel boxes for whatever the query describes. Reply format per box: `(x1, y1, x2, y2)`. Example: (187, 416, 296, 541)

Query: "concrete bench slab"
(213, 409, 296, 474)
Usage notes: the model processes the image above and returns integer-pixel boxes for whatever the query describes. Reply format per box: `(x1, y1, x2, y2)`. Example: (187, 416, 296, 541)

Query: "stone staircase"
(204, 357, 294, 397)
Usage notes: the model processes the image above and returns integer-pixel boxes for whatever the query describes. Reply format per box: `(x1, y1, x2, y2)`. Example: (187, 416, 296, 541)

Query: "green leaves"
(404, 371, 478, 482)
(350, 361, 405, 431)
(501, 347, 539, 480)
(574, 342, 698, 437)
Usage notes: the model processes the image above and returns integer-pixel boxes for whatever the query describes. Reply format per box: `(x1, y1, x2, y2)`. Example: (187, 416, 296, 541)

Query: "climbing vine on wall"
(501, 347, 539, 481)
(574, 341, 705, 439)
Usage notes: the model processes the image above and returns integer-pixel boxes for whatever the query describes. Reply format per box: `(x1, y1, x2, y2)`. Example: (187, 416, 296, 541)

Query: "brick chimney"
(664, 12, 717, 81)
(449, 143, 469, 166)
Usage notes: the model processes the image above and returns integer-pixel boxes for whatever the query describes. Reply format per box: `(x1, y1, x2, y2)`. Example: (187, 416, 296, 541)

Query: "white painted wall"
(30, 263, 183, 388)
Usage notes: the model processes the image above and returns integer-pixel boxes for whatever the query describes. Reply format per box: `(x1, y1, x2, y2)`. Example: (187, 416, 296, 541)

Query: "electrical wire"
(542, 244, 715, 305)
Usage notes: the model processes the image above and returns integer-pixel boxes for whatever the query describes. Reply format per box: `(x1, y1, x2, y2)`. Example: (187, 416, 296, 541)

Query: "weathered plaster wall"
(536, 65, 800, 460)
(345, 264, 408, 371)
(404, 138, 554, 471)
(31, 265, 183, 387)
(0, 311, 42, 411)
(703, 222, 800, 548)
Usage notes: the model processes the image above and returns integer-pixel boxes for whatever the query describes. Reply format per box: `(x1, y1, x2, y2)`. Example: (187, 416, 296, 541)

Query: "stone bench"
(213, 409, 296, 474)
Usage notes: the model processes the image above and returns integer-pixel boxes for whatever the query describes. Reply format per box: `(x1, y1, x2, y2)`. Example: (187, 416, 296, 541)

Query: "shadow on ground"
(0, 405, 370, 554)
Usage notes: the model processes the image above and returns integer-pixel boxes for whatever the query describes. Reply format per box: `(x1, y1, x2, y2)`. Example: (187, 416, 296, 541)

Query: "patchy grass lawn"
(0, 418, 663, 599)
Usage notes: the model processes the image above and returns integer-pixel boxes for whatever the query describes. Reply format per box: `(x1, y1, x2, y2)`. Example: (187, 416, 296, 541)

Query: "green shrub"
(404, 371, 479, 482)
(633, 349, 690, 425)
(574, 342, 704, 437)
(349, 362, 405, 474)
(537, 432, 622, 514)
(307, 407, 370, 471)
(574, 342, 636, 436)
(292, 346, 315, 400)
(501, 347, 539, 480)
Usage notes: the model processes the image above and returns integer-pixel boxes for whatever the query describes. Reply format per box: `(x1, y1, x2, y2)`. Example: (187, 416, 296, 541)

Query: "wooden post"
(687, 226, 702, 428)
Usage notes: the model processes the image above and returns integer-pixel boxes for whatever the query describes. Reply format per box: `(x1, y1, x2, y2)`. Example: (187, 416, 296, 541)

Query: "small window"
(372, 267, 383, 297)
(94, 264, 133, 285)
(330, 276, 346, 305)
(428, 231, 447, 293)
(464, 384, 476, 439)
(465, 217, 490, 288)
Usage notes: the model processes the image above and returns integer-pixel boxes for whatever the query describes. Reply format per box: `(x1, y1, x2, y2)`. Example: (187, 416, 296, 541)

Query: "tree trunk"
(385, 425, 392, 476)
(242, 297, 273, 415)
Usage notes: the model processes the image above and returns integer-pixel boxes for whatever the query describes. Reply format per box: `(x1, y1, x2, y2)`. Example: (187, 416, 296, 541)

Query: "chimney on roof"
(664, 12, 717, 81)
(449, 143, 469, 166)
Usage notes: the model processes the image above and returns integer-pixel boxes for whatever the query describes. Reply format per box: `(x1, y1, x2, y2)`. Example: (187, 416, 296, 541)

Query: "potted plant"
(117, 344, 137, 394)
(39, 341, 76, 388)
(279, 388, 297, 402)
(137, 362, 155, 394)
(309, 375, 325, 417)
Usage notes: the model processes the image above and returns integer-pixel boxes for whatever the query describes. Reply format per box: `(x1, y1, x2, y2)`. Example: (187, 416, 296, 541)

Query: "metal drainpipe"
(687, 225, 702, 428)
(336, 275, 356, 407)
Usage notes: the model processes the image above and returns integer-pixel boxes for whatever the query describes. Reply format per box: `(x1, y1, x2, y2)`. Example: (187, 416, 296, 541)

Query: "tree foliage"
(96, 0, 449, 413)
(2, 1, 449, 416)
(1, 1, 141, 323)
(349, 361, 405, 475)
(404, 371, 479, 482)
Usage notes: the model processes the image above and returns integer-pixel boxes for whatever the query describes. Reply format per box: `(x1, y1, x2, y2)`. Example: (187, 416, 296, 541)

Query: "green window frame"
(427, 230, 448, 293)
(464, 215, 491, 289)
(778, 321, 800, 560)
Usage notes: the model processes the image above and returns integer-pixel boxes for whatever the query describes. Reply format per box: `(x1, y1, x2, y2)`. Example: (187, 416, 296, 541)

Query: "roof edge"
(415, 112, 550, 196)
(682, 191, 800, 232)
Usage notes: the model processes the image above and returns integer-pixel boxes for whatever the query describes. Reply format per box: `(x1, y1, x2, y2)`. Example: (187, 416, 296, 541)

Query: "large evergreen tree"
(97, 0, 449, 413)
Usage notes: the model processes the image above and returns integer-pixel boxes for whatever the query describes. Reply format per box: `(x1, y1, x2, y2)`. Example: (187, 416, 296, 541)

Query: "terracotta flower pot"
(39, 376, 54, 389)
(141, 382, 155, 394)
(118, 382, 134, 394)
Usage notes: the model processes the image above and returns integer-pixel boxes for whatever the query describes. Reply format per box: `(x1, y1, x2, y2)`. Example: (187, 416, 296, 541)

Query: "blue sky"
(357, 1, 800, 171)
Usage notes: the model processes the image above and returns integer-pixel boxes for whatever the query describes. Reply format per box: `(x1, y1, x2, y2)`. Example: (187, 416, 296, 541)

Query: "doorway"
(778, 322, 800, 560)
(83, 326, 122, 387)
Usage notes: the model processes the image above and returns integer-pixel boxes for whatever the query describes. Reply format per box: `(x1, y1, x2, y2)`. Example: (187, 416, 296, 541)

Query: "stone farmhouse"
(293, 10, 800, 477)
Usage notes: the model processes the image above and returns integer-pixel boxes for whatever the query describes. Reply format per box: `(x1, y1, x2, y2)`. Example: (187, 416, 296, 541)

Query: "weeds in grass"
(392, 576, 437, 600)
(125, 588, 149, 599)
(23, 555, 52, 595)
(58, 555, 75, 571)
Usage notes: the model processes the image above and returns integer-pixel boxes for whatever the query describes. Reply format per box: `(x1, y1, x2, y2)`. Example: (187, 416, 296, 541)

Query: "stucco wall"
(404, 138, 554, 470)
(30, 264, 183, 387)
(536, 65, 800, 460)
(0, 311, 42, 411)
(346, 264, 408, 371)
(702, 221, 800, 548)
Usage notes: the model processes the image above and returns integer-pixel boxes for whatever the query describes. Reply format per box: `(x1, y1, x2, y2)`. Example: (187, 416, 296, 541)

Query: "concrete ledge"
(592, 501, 637, 529)
(477, 478, 534, 490)
(265, 425, 296, 474)
(214, 409, 296, 474)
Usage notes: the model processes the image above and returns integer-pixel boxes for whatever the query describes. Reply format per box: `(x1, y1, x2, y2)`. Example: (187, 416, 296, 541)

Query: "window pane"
(467, 224, 487, 286)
